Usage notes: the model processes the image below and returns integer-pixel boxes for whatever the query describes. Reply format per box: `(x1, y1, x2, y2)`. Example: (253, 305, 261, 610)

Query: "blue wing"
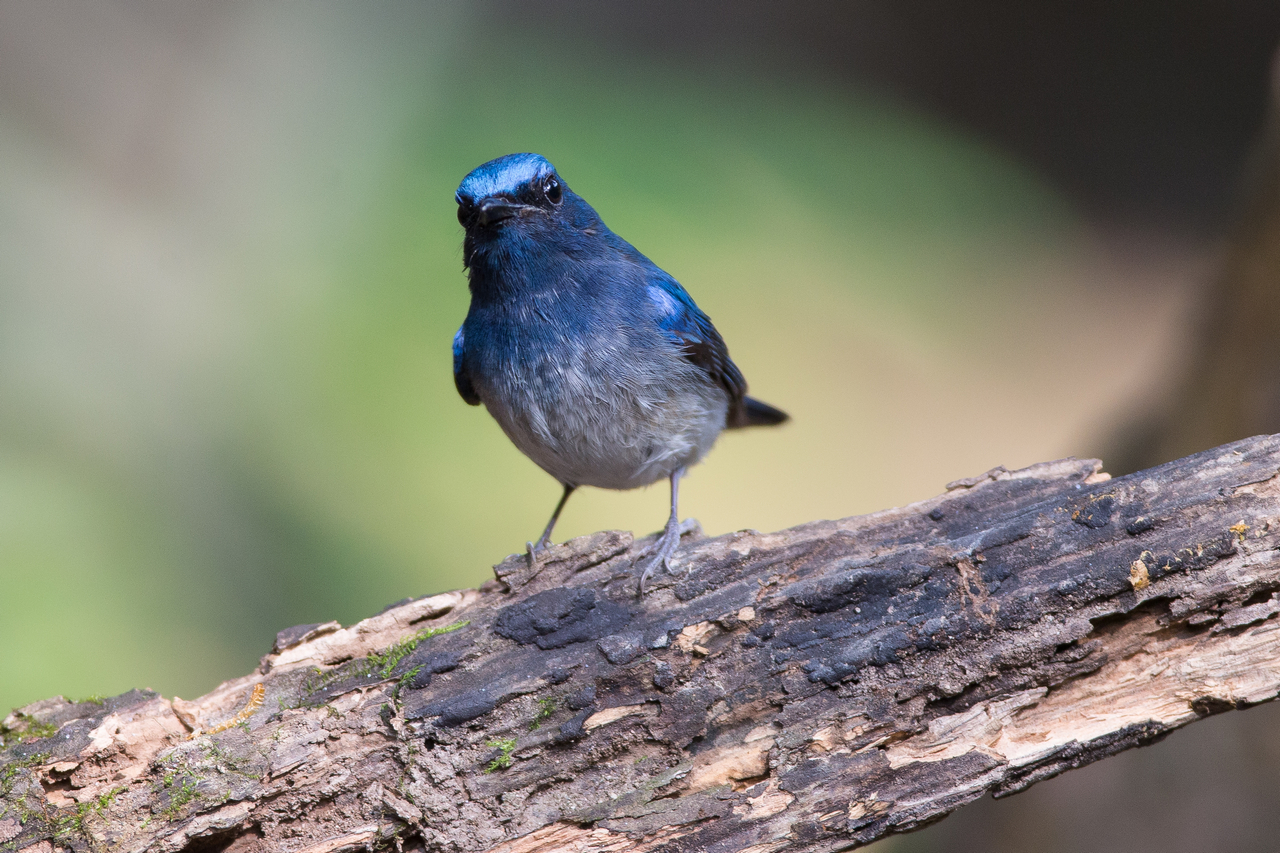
(453, 327, 480, 406)
(645, 271, 747, 406)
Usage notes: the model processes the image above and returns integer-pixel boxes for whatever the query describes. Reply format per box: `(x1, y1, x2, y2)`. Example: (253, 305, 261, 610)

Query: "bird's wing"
(645, 272, 747, 404)
(453, 327, 480, 405)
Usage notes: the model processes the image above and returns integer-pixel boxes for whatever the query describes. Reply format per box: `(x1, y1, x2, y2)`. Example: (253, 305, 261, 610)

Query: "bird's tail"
(728, 396, 789, 429)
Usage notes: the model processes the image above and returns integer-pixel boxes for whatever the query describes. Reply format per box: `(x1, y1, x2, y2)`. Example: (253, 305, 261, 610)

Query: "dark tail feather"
(729, 396, 789, 429)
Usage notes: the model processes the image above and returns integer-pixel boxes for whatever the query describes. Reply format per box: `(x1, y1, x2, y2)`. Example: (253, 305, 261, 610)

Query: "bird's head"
(456, 154, 599, 268)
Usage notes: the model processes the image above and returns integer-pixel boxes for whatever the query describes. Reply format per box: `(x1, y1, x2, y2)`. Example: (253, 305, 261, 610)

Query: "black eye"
(544, 176, 562, 204)
(456, 196, 475, 226)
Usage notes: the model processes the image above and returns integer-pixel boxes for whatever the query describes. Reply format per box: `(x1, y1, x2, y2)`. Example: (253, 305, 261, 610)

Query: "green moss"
(0, 713, 58, 746)
(52, 784, 126, 841)
(0, 771, 121, 845)
(366, 636, 420, 680)
(150, 752, 206, 820)
(305, 619, 469, 695)
(160, 775, 199, 819)
(530, 697, 557, 731)
(1, 792, 47, 836)
(0, 751, 50, 799)
(484, 738, 517, 773)
(367, 619, 470, 679)
(199, 740, 252, 775)
(393, 666, 423, 705)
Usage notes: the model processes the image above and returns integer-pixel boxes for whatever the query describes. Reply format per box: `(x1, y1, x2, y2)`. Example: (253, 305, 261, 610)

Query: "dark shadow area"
(485, 0, 1280, 231)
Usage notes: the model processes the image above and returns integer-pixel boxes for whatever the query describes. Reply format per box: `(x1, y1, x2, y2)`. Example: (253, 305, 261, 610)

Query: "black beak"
(477, 197, 528, 226)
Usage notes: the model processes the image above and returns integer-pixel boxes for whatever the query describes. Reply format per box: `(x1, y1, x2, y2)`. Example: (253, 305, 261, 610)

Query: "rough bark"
(6, 437, 1280, 853)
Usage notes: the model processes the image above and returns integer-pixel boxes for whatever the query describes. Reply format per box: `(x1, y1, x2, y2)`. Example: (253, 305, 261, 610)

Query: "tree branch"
(5, 436, 1280, 853)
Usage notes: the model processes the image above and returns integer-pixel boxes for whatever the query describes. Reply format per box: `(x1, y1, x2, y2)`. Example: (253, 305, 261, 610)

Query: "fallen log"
(4, 435, 1280, 853)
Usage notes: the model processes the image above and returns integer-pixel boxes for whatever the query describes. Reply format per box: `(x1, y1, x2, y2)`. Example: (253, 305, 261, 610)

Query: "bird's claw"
(525, 538, 549, 569)
(636, 519, 684, 595)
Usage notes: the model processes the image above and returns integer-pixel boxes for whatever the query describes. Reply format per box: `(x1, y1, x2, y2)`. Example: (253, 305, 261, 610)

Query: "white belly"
(479, 354, 728, 490)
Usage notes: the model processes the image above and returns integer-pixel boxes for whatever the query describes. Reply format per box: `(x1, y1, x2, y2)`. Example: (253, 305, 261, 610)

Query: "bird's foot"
(676, 517, 701, 540)
(525, 535, 553, 569)
(637, 516, 685, 595)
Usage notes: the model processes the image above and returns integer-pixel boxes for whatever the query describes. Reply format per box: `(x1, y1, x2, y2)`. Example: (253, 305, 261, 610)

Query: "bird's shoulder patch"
(646, 282, 680, 321)
(645, 274, 746, 403)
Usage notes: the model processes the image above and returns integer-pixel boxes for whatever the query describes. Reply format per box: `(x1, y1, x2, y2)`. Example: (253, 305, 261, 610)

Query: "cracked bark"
(6, 436, 1280, 853)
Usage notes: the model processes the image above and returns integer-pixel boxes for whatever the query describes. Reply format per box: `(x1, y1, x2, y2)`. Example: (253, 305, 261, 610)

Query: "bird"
(451, 152, 787, 592)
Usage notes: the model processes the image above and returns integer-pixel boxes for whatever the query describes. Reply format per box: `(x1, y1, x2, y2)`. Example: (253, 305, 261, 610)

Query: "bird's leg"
(638, 467, 685, 595)
(526, 483, 576, 565)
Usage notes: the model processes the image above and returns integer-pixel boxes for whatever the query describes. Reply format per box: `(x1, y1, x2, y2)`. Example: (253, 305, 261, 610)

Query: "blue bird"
(451, 153, 787, 592)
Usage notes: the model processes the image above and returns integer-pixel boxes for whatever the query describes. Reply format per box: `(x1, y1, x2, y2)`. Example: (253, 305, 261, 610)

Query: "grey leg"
(638, 467, 685, 595)
(527, 483, 575, 562)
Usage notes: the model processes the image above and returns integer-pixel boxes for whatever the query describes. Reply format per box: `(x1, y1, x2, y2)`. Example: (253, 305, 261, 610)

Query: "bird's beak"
(477, 197, 531, 226)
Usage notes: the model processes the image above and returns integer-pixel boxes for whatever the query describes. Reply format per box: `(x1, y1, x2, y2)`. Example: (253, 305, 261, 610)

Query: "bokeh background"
(3, 2, 1280, 851)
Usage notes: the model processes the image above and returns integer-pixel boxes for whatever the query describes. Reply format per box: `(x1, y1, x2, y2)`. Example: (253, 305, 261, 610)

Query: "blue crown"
(457, 153, 555, 200)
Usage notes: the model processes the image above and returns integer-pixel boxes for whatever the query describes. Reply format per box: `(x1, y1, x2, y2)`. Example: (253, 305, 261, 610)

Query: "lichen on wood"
(5, 436, 1280, 852)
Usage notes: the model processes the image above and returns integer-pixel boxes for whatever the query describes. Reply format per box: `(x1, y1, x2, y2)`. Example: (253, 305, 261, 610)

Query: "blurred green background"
(2, 2, 1280, 851)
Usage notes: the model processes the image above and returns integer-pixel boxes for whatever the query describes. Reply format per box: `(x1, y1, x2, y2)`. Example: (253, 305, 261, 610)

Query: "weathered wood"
(5, 437, 1280, 853)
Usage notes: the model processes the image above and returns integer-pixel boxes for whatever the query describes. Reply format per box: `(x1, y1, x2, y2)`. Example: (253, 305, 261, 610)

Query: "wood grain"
(5, 436, 1280, 852)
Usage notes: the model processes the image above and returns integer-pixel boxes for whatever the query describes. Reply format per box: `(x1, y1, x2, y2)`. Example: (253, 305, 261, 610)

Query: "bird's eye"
(544, 177, 562, 205)
(457, 197, 475, 226)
